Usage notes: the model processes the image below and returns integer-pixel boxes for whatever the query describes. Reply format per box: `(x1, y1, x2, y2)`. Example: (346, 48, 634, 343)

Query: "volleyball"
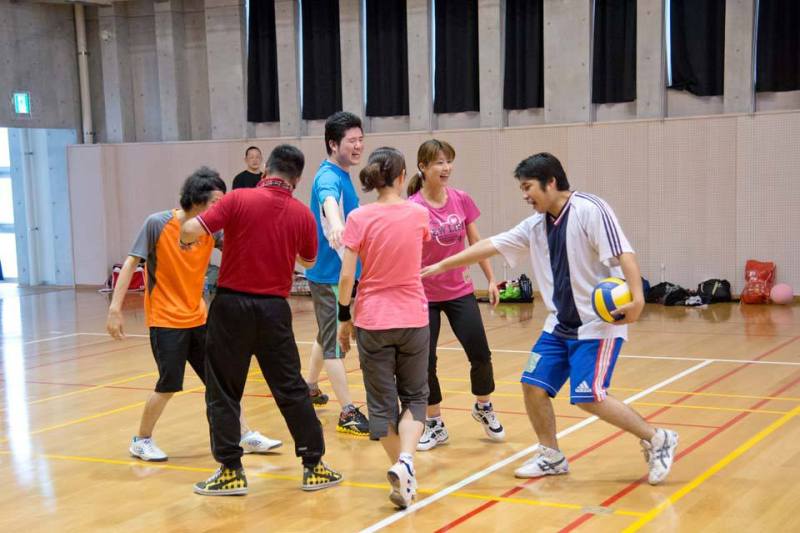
(592, 277, 632, 323)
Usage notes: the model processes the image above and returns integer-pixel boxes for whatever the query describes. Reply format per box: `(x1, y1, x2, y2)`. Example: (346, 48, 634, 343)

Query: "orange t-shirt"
(129, 210, 220, 328)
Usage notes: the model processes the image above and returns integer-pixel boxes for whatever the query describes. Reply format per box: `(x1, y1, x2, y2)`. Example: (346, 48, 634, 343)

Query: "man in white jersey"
(422, 152, 678, 485)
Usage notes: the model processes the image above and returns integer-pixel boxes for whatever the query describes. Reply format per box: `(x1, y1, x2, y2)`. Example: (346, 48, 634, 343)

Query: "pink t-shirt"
(341, 201, 431, 330)
(409, 188, 480, 302)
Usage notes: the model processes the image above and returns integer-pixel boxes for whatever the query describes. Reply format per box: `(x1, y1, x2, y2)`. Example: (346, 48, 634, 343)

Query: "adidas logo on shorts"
(575, 381, 592, 393)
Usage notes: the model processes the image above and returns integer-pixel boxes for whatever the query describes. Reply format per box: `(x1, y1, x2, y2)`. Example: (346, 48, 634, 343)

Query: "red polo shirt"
(197, 177, 317, 297)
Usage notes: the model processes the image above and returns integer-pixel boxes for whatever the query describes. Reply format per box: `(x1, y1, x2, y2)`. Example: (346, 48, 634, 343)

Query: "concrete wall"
(0, 1, 80, 130)
(3, 0, 796, 141)
(67, 111, 800, 295)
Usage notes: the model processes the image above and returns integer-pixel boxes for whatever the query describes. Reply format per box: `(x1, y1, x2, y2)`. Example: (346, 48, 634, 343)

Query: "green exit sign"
(12, 92, 31, 115)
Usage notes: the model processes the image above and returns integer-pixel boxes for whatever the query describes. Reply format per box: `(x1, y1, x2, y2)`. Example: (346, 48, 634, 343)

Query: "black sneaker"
(336, 406, 369, 436)
(309, 387, 329, 407)
(302, 461, 343, 491)
(193, 466, 248, 496)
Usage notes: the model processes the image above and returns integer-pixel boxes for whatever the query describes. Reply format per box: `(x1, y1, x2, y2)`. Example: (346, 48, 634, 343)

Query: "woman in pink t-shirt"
(337, 147, 430, 510)
(407, 139, 505, 451)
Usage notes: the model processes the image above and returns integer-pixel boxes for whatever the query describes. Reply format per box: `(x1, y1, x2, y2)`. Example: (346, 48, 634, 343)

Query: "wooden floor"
(0, 284, 798, 532)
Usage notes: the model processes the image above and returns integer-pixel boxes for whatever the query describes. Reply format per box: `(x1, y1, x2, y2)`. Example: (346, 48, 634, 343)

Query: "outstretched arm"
(179, 218, 206, 247)
(466, 223, 499, 306)
(422, 238, 500, 278)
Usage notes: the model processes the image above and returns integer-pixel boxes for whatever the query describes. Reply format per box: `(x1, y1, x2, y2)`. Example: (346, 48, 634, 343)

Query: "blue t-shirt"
(306, 160, 362, 284)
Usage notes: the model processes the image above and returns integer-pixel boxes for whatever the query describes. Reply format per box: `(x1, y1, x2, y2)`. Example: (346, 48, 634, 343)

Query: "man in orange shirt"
(106, 167, 281, 461)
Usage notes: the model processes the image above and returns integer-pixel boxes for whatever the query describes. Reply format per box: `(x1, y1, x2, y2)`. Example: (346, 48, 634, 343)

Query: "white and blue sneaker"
(642, 428, 679, 485)
(387, 459, 417, 509)
(514, 444, 569, 478)
(240, 430, 282, 454)
(472, 403, 506, 441)
(129, 436, 168, 462)
(417, 418, 449, 451)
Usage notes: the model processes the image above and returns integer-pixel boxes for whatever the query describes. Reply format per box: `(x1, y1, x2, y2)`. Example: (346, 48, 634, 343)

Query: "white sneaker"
(416, 419, 449, 451)
(472, 403, 506, 441)
(129, 436, 168, 462)
(642, 428, 679, 485)
(514, 444, 569, 478)
(240, 430, 283, 453)
(387, 460, 417, 509)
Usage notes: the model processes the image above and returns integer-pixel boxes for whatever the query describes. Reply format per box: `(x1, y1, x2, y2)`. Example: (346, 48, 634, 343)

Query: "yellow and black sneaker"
(302, 461, 343, 491)
(336, 406, 369, 436)
(193, 466, 248, 496)
(309, 387, 329, 407)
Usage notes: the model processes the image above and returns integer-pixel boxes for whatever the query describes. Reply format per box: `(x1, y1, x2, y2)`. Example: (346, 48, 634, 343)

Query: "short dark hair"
(245, 146, 261, 157)
(514, 152, 570, 191)
(267, 144, 305, 181)
(324, 111, 362, 155)
(359, 147, 406, 192)
(179, 167, 227, 210)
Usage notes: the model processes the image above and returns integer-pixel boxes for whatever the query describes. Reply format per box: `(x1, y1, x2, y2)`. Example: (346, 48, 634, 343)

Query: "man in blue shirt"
(305, 111, 369, 436)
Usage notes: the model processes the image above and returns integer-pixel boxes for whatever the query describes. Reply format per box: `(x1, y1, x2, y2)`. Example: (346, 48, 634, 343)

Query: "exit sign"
(12, 92, 31, 115)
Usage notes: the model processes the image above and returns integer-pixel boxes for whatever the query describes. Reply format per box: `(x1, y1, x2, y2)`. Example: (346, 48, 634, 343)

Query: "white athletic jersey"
(490, 192, 634, 340)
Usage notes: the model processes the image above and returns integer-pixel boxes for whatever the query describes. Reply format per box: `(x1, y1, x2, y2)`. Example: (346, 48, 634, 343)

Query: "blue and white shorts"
(521, 331, 623, 404)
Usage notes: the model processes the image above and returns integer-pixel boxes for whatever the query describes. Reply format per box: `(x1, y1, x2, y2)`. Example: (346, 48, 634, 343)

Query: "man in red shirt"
(180, 145, 342, 496)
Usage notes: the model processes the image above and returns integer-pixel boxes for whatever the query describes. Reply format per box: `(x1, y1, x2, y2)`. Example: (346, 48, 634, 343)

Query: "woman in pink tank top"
(337, 147, 430, 510)
(407, 139, 506, 451)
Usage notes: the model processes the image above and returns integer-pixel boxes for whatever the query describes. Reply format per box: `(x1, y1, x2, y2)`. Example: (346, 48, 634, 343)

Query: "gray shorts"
(309, 281, 345, 359)
(355, 326, 430, 440)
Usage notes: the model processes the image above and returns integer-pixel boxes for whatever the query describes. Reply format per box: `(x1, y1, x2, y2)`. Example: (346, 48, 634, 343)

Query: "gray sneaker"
(641, 428, 679, 485)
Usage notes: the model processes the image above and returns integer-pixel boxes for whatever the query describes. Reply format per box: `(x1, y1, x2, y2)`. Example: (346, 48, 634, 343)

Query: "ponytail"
(406, 170, 424, 196)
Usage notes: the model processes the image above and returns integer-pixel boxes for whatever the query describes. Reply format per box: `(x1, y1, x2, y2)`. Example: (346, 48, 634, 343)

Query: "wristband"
(337, 302, 352, 322)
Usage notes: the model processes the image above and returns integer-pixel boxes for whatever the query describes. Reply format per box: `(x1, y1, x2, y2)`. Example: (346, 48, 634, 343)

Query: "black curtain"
(302, 0, 342, 120)
(668, 0, 725, 96)
(756, 0, 800, 92)
(503, 0, 543, 110)
(247, 0, 279, 122)
(593, 0, 636, 104)
(365, 0, 408, 116)
(434, 0, 479, 113)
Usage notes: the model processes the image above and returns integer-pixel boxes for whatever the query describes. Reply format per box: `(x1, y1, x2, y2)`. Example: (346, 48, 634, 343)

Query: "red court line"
(434, 335, 800, 532)
(558, 370, 800, 532)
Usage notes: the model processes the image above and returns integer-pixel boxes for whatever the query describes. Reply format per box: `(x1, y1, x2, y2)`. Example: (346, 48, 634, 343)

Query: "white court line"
(19, 333, 80, 345)
(359, 359, 714, 532)
(74, 334, 800, 366)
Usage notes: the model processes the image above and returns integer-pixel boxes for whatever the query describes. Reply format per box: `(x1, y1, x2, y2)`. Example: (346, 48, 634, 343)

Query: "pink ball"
(770, 283, 794, 305)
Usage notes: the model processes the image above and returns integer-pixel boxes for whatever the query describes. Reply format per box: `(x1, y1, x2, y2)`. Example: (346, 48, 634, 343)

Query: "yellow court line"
(623, 404, 800, 532)
(431, 387, 789, 415)
(438, 377, 800, 402)
(0, 449, 644, 516)
(0, 386, 206, 444)
(1, 372, 159, 410)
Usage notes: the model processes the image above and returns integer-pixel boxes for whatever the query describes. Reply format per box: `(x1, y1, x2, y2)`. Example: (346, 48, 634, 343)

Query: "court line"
(358, 360, 713, 533)
(21, 333, 80, 345)
(0, 372, 157, 410)
(622, 404, 800, 532)
(0, 386, 206, 444)
(74, 334, 800, 366)
(433, 335, 800, 532)
(440, 377, 800, 402)
(0, 450, 645, 517)
(556, 361, 800, 531)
